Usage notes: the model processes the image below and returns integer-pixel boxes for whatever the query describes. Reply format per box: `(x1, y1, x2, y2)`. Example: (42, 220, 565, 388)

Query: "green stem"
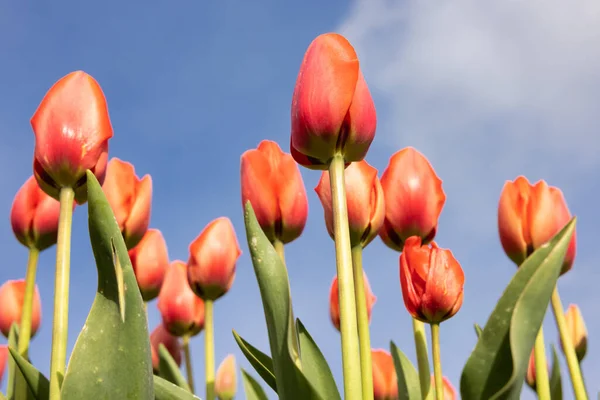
(329, 154, 362, 400)
(273, 240, 286, 268)
(413, 319, 433, 400)
(430, 323, 443, 400)
(551, 287, 588, 400)
(534, 328, 551, 400)
(183, 335, 195, 394)
(205, 299, 215, 400)
(49, 187, 75, 400)
(351, 245, 373, 400)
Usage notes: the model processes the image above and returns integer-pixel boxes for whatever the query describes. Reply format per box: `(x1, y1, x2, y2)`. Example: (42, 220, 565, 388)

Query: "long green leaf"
(158, 344, 190, 391)
(242, 369, 269, 400)
(232, 330, 276, 392)
(460, 218, 576, 400)
(154, 375, 201, 400)
(549, 345, 562, 400)
(390, 341, 421, 400)
(7, 324, 18, 399)
(7, 348, 48, 400)
(60, 171, 154, 399)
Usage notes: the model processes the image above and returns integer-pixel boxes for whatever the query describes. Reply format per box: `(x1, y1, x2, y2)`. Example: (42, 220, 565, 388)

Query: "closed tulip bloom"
(371, 349, 398, 400)
(102, 158, 152, 249)
(0, 346, 7, 386)
(400, 236, 464, 324)
(329, 271, 376, 331)
(240, 140, 308, 244)
(563, 304, 587, 362)
(187, 217, 242, 301)
(498, 176, 576, 274)
(11, 176, 62, 251)
(525, 349, 550, 391)
(31, 71, 113, 204)
(290, 33, 377, 170)
(315, 160, 384, 247)
(150, 324, 182, 373)
(157, 261, 205, 337)
(0, 280, 42, 338)
(431, 375, 457, 400)
(128, 229, 169, 301)
(215, 354, 237, 400)
(379, 148, 445, 251)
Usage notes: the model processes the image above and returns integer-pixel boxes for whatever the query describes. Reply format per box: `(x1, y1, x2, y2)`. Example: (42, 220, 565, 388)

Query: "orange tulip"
(31, 71, 113, 204)
(379, 147, 445, 251)
(11, 176, 62, 251)
(0, 280, 42, 338)
(290, 33, 377, 170)
(563, 304, 587, 362)
(400, 236, 464, 324)
(102, 158, 152, 249)
(187, 217, 241, 301)
(315, 160, 384, 247)
(498, 176, 576, 274)
(0, 345, 7, 386)
(329, 271, 376, 331)
(240, 140, 308, 244)
(128, 229, 169, 301)
(150, 324, 182, 373)
(431, 375, 457, 400)
(157, 261, 205, 337)
(371, 349, 398, 400)
(215, 354, 237, 400)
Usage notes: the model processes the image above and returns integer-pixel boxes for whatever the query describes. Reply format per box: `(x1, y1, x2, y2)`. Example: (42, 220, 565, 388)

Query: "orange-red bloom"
(498, 176, 576, 274)
(11, 176, 62, 251)
(290, 33, 377, 169)
(150, 324, 182, 373)
(215, 354, 237, 400)
(128, 229, 169, 301)
(315, 160, 384, 247)
(240, 140, 308, 244)
(525, 348, 550, 391)
(380, 147, 445, 251)
(157, 261, 205, 337)
(430, 375, 457, 400)
(329, 271, 376, 331)
(102, 158, 152, 249)
(31, 71, 113, 204)
(0, 345, 7, 387)
(563, 304, 587, 362)
(399, 236, 464, 324)
(187, 217, 241, 301)
(371, 349, 398, 400)
(0, 280, 42, 338)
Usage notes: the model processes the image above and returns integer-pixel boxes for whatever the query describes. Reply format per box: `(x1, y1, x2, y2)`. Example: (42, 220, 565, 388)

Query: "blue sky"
(0, 1, 598, 399)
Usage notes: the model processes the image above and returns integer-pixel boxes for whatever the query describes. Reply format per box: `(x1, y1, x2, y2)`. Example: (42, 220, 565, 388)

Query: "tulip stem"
(49, 187, 75, 400)
(183, 335, 195, 393)
(273, 239, 286, 268)
(551, 287, 588, 400)
(351, 245, 373, 400)
(329, 153, 362, 400)
(413, 319, 433, 400)
(205, 299, 215, 400)
(430, 323, 443, 400)
(534, 327, 551, 400)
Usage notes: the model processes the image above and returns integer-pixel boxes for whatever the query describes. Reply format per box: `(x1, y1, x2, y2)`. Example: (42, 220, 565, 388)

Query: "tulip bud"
(157, 261, 205, 337)
(102, 158, 152, 249)
(0, 280, 42, 338)
(379, 148, 446, 251)
(187, 217, 242, 301)
(431, 375, 457, 400)
(11, 176, 62, 251)
(525, 348, 550, 391)
(498, 176, 576, 274)
(290, 33, 377, 169)
(563, 304, 587, 362)
(31, 71, 113, 204)
(371, 349, 398, 400)
(315, 160, 385, 248)
(150, 324, 182, 373)
(215, 354, 237, 400)
(240, 140, 308, 244)
(128, 229, 169, 301)
(0, 345, 7, 386)
(400, 236, 464, 324)
(329, 271, 376, 331)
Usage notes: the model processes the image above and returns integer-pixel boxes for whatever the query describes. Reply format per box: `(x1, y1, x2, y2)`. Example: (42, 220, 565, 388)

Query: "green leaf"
(474, 323, 483, 338)
(60, 171, 154, 400)
(549, 345, 562, 400)
(241, 369, 269, 400)
(153, 375, 201, 400)
(7, 348, 48, 400)
(460, 218, 576, 400)
(390, 341, 421, 400)
(296, 319, 341, 400)
(7, 324, 18, 399)
(158, 344, 190, 391)
(232, 330, 276, 393)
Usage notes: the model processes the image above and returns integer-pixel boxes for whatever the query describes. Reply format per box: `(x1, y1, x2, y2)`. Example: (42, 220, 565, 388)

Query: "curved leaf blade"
(154, 375, 201, 400)
(8, 348, 48, 400)
(242, 369, 270, 400)
(158, 344, 190, 391)
(474, 323, 483, 338)
(550, 345, 562, 400)
(7, 324, 18, 399)
(232, 330, 276, 393)
(390, 341, 421, 400)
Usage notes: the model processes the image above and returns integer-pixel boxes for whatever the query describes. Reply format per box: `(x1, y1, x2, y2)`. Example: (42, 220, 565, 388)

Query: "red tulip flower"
(0, 345, 7, 386)
(150, 324, 182, 372)
(371, 349, 398, 400)
(329, 271, 376, 331)
(128, 229, 169, 301)
(0, 280, 42, 338)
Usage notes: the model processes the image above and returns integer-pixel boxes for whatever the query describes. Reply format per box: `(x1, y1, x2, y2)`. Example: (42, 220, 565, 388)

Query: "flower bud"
(290, 33, 376, 169)
(431, 375, 457, 400)
(157, 261, 205, 337)
(329, 271, 376, 331)
(400, 236, 464, 324)
(187, 217, 242, 301)
(240, 140, 308, 244)
(128, 229, 169, 301)
(102, 158, 152, 249)
(371, 349, 398, 400)
(0, 280, 42, 338)
(315, 160, 384, 248)
(31, 71, 113, 204)
(563, 304, 587, 362)
(150, 324, 182, 373)
(525, 348, 550, 391)
(379, 148, 445, 251)
(215, 354, 237, 400)
(11, 176, 62, 251)
(0, 345, 7, 386)
(498, 176, 576, 274)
